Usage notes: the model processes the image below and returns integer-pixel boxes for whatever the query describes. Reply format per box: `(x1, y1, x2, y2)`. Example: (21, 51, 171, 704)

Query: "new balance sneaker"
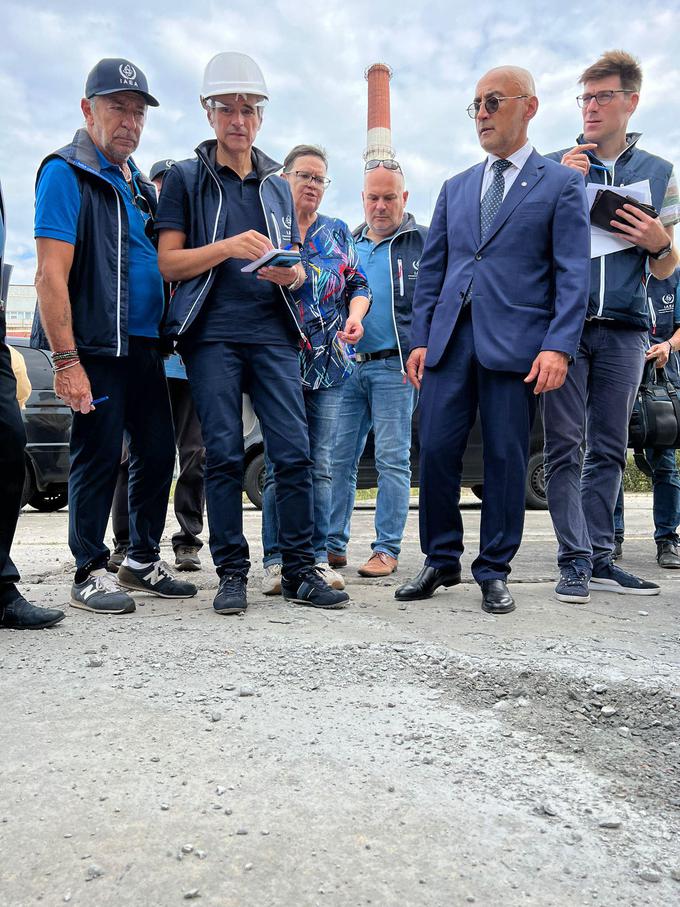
(214, 574, 248, 615)
(657, 540, 680, 569)
(590, 563, 660, 596)
(281, 566, 349, 609)
(555, 562, 591, 604)
(315, 562, 346, 590)
(107, 543, 128, 573)
(261, 564, 282, 596)
(175, 545, 201, 572)
(117, 561, 197, 599)
(71, 569, 136, 614)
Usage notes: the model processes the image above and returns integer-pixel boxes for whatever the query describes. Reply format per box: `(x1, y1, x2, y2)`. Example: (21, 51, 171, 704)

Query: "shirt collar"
(485, 139, 533, 173)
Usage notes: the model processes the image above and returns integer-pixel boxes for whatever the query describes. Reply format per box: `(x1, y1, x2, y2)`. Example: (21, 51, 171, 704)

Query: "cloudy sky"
(2, 0, 679, 283)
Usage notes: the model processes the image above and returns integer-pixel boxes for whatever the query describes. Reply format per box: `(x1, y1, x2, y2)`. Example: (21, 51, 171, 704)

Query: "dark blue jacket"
(30, 129, 159, 357)
(547, 134, 674, 329)
(648, 268, 680, 386)
(352, 213, 427, 372)
(411, 149, 591, 372)
(161, 141, 304, 342)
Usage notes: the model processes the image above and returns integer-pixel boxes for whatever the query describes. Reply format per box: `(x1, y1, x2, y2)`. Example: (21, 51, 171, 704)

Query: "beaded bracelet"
(52, 348, 79, 362)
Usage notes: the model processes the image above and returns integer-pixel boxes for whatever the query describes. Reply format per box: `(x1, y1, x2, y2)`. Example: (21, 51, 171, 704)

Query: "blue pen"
(91, 396, 109, 406)
(589, 164, 610, 173)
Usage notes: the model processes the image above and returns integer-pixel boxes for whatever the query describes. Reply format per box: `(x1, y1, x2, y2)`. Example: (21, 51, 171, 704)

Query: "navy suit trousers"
(418, 308, 536, 582)
(0, 341, 26, 604)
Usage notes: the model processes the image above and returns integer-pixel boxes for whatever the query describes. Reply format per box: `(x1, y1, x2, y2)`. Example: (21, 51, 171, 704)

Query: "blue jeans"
(614, 448, 680, 544)
(541, 320, 647, 571)
(261, 384, 343, 566)
(328, 357, 416, 559)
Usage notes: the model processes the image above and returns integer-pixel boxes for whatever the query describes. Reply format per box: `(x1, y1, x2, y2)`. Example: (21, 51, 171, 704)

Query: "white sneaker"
(315, 562, 346, 590)
(261, 564, 282, 595)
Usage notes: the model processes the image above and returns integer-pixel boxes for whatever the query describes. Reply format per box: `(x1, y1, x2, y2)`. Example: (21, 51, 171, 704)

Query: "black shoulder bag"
(627, 360, 680, 476)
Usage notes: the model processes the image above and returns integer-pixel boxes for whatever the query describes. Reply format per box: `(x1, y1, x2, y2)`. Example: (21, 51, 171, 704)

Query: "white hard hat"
(200, 52, 269, 107)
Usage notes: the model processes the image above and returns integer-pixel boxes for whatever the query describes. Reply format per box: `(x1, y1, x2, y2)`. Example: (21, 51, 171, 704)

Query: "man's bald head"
(362, 164, 408, 241)
(473, 66, 539, 158)
(480, 66, 536, 97)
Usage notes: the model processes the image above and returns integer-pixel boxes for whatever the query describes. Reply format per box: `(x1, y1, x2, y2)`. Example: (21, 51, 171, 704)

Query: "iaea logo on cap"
(119, 62, 137, 81)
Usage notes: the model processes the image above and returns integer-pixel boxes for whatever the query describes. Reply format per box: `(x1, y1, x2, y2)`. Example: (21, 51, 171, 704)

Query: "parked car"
(7, 337, 71, 511)
(242, 402, 547, 511)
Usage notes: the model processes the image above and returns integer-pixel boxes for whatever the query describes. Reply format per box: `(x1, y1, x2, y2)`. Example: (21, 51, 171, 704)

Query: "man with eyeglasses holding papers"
(542, 50, 680, 604)
(32, 58, 196, 615)
(395, 66, 590, 614)
(327, 159, 427, 578)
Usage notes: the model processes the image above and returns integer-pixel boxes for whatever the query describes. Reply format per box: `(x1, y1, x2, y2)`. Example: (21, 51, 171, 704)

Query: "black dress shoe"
(0, 595, 65, 629)
(480, 579, 515, 615)
(395, 564, 461, 601)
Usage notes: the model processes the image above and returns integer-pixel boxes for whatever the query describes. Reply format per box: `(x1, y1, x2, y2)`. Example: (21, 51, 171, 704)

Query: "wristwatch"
(649, 242, 672, 260)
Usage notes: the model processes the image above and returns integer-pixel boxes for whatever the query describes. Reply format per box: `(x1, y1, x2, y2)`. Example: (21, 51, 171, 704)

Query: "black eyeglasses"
(364, 159, 402, 173)
(288, 170, 331, 188)
(576, 89, 634, 108)
(466, 95, 529, 118)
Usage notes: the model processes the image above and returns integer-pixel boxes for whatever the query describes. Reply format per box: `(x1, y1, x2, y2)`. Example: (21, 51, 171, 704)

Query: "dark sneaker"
(555, 562, 591, 604)
(213, 574, 248, 615)
(71, 569, 136, 614)
(613, 538, 623, 561)
(108, 543, 128, 573)
(281, 566, 350, 609)
(175, 545, 201, 572)
(1, 595, 65, 629)
(590, 563, 660, 596)
(657, 540, 680, 569)
(117, 561, 197, 599)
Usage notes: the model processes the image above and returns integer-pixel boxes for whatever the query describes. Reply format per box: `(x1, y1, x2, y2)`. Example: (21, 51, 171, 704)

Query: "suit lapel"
(465, 162, 486, 247)
(479, 149, 546, 247)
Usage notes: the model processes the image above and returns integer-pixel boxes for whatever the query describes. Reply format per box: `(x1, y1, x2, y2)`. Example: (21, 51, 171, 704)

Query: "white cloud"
(3, 0, 679, 283)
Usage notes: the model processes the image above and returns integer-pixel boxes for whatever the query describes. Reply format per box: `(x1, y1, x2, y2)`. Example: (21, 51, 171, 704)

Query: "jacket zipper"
(594, 138, 640, 318)
(114, 192, 122, 356)
(178, 152, 224, 335)
(387, 226, 417, 374)
(258, 175, 305, 340)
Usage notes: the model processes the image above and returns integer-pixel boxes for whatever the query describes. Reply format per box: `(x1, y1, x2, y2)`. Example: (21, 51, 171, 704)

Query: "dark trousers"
(112, 377, 205, 551)
(418, 309, 536, 582)
(183, 341, 314, 577)
(0, 341, 27, 607)
(69, 337, 175, 570)
(541, 320, 646, 570)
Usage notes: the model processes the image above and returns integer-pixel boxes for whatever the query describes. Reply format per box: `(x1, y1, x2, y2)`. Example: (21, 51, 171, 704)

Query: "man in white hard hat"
(156, 52, 349, 614)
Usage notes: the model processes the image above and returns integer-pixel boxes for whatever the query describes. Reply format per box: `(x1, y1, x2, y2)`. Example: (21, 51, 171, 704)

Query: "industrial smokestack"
(364, 63, 394, 162)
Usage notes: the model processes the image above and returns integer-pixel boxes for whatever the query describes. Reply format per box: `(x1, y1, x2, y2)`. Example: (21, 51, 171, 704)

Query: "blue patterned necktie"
(480, 158, 512, 241)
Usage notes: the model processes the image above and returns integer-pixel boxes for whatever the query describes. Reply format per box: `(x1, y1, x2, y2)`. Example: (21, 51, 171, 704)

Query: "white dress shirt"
(480, 139, 534, 201)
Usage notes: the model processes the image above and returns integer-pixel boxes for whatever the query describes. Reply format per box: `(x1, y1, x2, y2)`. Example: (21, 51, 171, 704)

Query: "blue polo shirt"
(156, 156, 299, 346)
(34, 150, 164, 338)
(355, 229, 398, 353)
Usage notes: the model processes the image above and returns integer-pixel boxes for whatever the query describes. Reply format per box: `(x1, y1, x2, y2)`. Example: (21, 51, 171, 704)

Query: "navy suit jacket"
(410, 149, 591, 372)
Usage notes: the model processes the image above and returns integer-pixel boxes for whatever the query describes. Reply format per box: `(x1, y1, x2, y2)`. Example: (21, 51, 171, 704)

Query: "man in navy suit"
(396, 66, 591, 614)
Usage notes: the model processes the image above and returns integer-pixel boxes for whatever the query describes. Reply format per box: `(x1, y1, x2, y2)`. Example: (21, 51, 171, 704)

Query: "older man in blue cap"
(32, 58, 197, 615)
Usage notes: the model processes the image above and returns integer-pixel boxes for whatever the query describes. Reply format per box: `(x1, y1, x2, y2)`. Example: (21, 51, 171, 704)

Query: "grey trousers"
(541, 320, 646, 571)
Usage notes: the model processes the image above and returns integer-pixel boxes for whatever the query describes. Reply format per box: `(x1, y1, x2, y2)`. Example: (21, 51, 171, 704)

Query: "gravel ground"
(1, 493, 679, 907)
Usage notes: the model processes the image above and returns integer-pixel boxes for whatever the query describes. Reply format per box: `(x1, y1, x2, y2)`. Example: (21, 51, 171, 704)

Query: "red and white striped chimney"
(364, 63, 395, 162)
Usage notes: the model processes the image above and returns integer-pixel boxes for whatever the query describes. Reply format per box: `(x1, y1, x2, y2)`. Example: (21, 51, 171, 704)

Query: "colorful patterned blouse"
(293, 213, 371, 389)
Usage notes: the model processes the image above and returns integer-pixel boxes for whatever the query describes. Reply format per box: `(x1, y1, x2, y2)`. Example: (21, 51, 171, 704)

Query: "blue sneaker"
(590, 563, 660, 596)
(555, 562, 591, 604)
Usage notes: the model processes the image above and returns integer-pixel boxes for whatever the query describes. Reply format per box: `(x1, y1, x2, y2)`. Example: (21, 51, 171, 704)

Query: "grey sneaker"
(657, 540, 680, 569)
(261, 564, 282, 596)
(117, 561, 198, 599)
(71, 569, 136, 614)
(107, 543, 128, 573)
(175, 545, 201, 571)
